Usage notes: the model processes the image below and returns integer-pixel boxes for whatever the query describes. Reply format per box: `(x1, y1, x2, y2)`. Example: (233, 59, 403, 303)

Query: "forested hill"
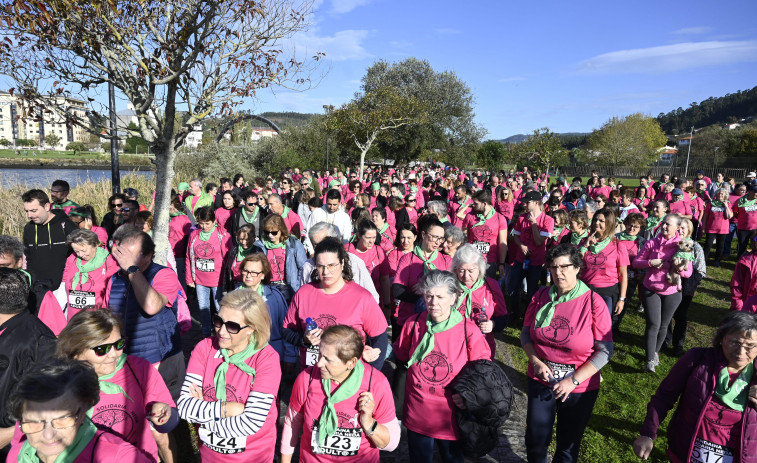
(259, 111, 317, 128)
(656, 86, 757, 135)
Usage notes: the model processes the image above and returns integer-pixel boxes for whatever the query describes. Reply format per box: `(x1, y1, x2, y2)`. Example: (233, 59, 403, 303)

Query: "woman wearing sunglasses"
(223, 224, 263, 292)
(55, 309, 178, 462)
(101, 193, 127, 241)
(252, 214, 306, 302)
(178, 290, 281, 462)
(281, 325, 400, 463)
(7, 358, 151, 462)
(186, 206, 232, 338)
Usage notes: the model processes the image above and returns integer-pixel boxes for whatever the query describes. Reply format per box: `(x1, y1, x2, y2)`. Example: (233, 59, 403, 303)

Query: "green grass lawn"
(500, 239, 735, 462)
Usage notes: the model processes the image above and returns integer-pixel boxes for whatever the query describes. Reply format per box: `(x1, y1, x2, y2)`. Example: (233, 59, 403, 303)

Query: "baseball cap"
(672, 188, 683, 196)
(523, 191, 542, 203)
(177, 182, 190, 192)
(748, 172, 756, 178)
(696, 169, 705, 175)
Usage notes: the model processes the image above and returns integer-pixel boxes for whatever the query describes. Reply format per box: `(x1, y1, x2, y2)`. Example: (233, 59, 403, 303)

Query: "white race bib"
(305, 345, 320, 367)
(711, 207, 725, 213)
(198, 426, 246, 454)
(196, 258, 215, 272)
(744, 205, 757, 212)
(474, 241, 491, 254)
(543, 359, 575, 381)
(311, 424, 361, 456)
(68, 290, 96, 310)
(691, 437, 733, 463)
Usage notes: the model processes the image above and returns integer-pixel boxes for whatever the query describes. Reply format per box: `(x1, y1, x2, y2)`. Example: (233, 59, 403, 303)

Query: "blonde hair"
(219, 289, 271, 348)
(679, 217, 694, 239)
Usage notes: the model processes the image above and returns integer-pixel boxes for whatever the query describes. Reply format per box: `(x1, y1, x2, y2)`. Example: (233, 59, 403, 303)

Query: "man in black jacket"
(21, 189, 76, 308)
(0, 268, 57, 458)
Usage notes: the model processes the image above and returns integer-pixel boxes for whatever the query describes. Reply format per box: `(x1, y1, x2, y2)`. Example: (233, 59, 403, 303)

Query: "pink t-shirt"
(704, 202, 732, 234)
(8, 429, 150, 463)
(669, 199, 692, 216)
(283, 209, 304, 236)
(696, 394, 742, 456)
(581, 238, 629, 288)
(455, 277, 508, 358)
(37, 290, 66, 335)
(393, 312, 491, 440)
(393, 251, 452, 325)
(448, 197, 472, 227)
(267, 247, 287, 282)
(385, 209, 396, 228)
(186, 228, 232, 287)
(91, 225, 108, 245)
(494, 200, 515, 222)
(91, 355, 175, 462)
(62, 254, 120, 316)
(463, 210, 508, 263)
(103, 267, 180, 310)
(214, 207, 236, 232)
(283, 282, 388, 368)
(590, 186, 612, 200)
(377, 225, 396, 253)
(345, 243, 386, 294)
(736, 197, 757, 230)
(288, 365, 395, 463)
(405, 207, 418, 225)
(524, 288, 612, 393)
(169, 214, 192, 257)
(512, 212, 555, 266)
(183, 338, 281, 462)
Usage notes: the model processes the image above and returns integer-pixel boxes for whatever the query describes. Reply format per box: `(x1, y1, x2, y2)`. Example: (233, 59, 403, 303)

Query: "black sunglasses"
(122, 207, 132, 212)
(246, 202, 256, 206)
(91, 338, 126, 356)
(265, 230, 280, 236)
(212, 315, 249, 334)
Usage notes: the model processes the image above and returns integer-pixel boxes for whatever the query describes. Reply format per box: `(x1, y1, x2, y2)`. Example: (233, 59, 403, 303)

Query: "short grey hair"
(427, 200, 447, 220)
(444, 225, 465, 245)
(268, 193, 282, 204)
(308, 221, 340, 244)
(451, 244, 487, 278)
(713, 311, 757, 349)
(0, 235, 24, 262)
(716, 187, 731, 197)
(414, 270, 461, 304)
(66, 229, 101, 248)
(190, 178, 202, 187)
(584, 200, 598, 214)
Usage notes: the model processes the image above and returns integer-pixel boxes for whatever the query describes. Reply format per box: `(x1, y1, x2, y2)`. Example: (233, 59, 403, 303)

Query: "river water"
(0, 168, 154, 188)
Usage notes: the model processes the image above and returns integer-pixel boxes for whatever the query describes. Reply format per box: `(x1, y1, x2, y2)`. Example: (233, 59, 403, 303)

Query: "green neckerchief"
(715, 362, 754, 412)
(534, 280, 591, 328)
(551, 226, 565, 242)
(473, 207, 495, 227)
(199, 224, 217, 241)
(19, 269, 32, 286)
(241, 206, 259, 224)
(672, 196, 682, 203)
(673, 250, 695, 261)
(68, 210, 91, 219)
(236, 245, 254, 262)
(413, 245, 438, 274)
(457, 279, 485, 318)
(585, 236, 611, 255)
(440, 216, 449, 223)
(170, 211, 185, 218)
(214, 336, 266, 402)
(711, 200, 725, 208)
(72, 247, 109, 290)
(18, 416, 97, 463)
(646, 216, 663, 231)
(570, 230, 587, 245)
(263, 239, 286, 250)
(618, 232, 638, 241)
(93, 354, 133, 409)
(52, 199, 78, 209)
(378, 223, 389, 235)
(281, 205, 291, 219)
(407, 310, 464, 367)
(457, 195, 469, 206)
(738, 196, 756, 208)
(317, 360, 365, 446)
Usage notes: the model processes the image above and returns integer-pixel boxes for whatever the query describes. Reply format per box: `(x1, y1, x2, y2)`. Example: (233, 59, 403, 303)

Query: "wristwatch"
(365, 419, 379, 436)
(571, 376, 580, 386)
(619, 297, 626, 301)
(126, 265, 140, 274)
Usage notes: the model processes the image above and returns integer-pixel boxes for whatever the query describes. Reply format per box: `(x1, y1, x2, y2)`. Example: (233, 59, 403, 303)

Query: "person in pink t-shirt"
(736, 185, 757, 258)
(521, 244, 613, 463)
(393, 271, 491, 463)
(380, 223, 417, 325)
(178, 290, 281, 462)
(371, 208, 396, 254)
(62, 230, 120, 320)
(451, 244, 508, 358)
(346, 221, 387, 307)
(461, 189, 508, 279)
(494, 187, 516, 223)
(57, 310, 178, 462)
(68, 205, 109, 246)
(702, 187, 734, 266)
(281, 325, 400, 463)
(447, 185, 472, 228)
(214, 190, 238, 233)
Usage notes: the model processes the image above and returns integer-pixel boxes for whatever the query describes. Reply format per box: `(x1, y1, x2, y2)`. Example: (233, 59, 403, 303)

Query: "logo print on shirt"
(336, 412, 360, 429)
(543, 316, 573, 344)
(584, 252, 608, 267)
(92, 406, 135, 440)
(202, 385, 242, 403)
(704, 400, 742, 428)
(197, 242, 214, 258)
(469, 224, 494, 244)
(419, 352, 452, 384)
(314, 314, 337, 330)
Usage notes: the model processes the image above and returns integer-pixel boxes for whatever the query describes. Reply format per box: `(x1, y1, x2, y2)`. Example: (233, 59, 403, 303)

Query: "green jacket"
(184, 191, 213, 215)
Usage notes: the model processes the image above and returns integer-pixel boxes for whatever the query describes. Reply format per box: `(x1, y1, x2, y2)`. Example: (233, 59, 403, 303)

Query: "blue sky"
(251, 0, 757, 139)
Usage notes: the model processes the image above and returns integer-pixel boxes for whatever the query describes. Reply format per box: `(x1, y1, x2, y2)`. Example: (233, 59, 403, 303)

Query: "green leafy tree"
(477, 140, 510, 171)
(44, 133, 61, 148)
(512, 128, 567, 173)
(586, 113, 668, 168)
(65, 141, 86, 154)
(0, 0, 322, 264)
(16, 138, 35, 147)
(124, 122, 149, 154)
(327, 87, 428, 177)
(0, 139, 10, 147)
(361, 58, 486, 165)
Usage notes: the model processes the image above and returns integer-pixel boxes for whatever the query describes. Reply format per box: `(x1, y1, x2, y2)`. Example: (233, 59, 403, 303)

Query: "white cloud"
(578, 40, 757, 74)
(297, 29, 371, 61)
(499, 76, 525, 83)
(672, 26, 712, 35)
(331, 0, 372, 14)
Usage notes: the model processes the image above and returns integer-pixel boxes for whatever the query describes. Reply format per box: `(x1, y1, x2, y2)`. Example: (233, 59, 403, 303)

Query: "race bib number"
(311, 424, 361, 456)
(196, 258, 215, 272)
(305, 345, 320, 367)
(68, 290, 96, 310)
(691, 437, 733, 463)
(711, 207, 724, 213)
(543, 359, 575, 381)
(744, 205, 757, 212)
(474, 241, 491, 254)
(198, 426, 246, 454)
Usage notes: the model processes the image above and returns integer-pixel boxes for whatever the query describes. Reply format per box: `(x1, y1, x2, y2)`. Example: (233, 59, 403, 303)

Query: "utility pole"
(684, 126, 693, 178)
(108, 79, 121, 194)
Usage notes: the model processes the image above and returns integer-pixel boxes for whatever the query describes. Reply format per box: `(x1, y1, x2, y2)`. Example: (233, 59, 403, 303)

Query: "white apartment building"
(0, 92, 89, 150)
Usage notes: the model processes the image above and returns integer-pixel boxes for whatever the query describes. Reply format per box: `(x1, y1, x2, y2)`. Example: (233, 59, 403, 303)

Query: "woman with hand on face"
(520, 244, 613, 463)
(178, 290, 282, 462)
(283, 237, 389, 372)
(280, 325, 400, 463)
(7, 359, 151, 462)
(451, 244, 508, 359)
(634, 312, 757, 462)
(69, 205, 108, 246)
(56, 310, 178, 462)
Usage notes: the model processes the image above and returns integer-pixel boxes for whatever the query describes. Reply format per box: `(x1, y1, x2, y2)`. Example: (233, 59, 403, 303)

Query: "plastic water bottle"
(523, 258, 530, 270)
(305, 317, 318, 332)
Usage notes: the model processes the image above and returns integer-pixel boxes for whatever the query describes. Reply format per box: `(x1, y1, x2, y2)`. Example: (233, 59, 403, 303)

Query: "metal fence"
(556, 166, 750, 180)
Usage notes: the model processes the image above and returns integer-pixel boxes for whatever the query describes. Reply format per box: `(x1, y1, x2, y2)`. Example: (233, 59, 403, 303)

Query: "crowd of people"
(1, 165, 757, 462)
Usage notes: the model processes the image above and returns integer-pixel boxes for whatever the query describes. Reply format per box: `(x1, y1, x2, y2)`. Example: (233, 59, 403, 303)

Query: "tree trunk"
(151, 81, 179, 266)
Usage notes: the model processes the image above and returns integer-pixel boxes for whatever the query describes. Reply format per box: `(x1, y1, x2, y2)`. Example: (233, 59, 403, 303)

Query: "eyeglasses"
(407, 199, 416, 203)
(212, 315, 249, 334)
(315, 262, 342, 274)
(265, 230, 280, 236)
(548, 264, 576, 273)
(112, 203, 123, 208)
(425, 233, 445, 243)
(20, 409, 81, 434)
(246, 202, 256, 206)
(241, 269, 264, 277)
(122, 208, 132, 212)
(726, 340, 757, 353)
(91, 338, 126, 356)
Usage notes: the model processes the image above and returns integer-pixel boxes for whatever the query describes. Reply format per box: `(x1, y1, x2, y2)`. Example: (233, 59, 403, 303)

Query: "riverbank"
(0, 156, 153, 170)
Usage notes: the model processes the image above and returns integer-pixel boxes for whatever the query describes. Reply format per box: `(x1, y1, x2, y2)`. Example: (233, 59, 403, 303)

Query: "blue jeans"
(175, 257, 187, 294)
(526, 379, 599, 463)
(406, 429, 463, 463)
(196, 284, 222, 337)
(724, 223, 737, 257)
(506, 261, 543, 318)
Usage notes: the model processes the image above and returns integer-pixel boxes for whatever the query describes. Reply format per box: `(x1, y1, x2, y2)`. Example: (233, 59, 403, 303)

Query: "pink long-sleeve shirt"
(633, 233, 693, 295)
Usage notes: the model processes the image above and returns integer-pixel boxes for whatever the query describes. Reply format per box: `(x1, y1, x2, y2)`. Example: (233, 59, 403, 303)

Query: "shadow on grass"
(587, 414, 669, 462)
